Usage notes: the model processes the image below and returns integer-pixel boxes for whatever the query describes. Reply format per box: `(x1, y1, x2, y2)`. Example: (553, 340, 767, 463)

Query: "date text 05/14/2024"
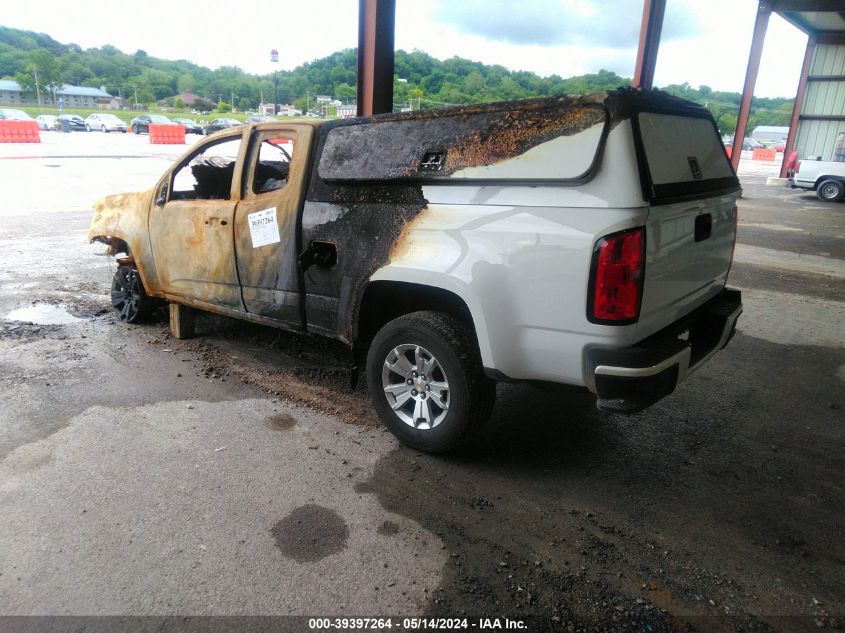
(308, 617, 527, 630)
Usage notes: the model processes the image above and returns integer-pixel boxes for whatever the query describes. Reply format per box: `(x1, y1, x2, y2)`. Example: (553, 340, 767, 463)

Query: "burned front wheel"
(110, 266, 153, 323)
(366, 311, 495, 453)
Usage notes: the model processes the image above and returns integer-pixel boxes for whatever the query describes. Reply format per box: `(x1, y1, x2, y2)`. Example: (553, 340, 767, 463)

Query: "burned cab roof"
(317, 94, 611, 183)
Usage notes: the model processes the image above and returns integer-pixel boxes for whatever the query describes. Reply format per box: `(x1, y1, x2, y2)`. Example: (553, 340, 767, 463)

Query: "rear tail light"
(589, 228, 645, 324)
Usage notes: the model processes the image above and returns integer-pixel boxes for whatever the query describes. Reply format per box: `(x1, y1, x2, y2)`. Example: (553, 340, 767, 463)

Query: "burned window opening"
(170, 137, 243, 201)
(317, 97, 607, 182)
(252, 139, 294, 195)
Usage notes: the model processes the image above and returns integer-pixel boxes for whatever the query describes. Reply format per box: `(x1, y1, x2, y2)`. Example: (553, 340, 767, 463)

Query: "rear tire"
(366, 311, 495, 453)
(816, 179, 844, 202)
(111, 266, 154, 323)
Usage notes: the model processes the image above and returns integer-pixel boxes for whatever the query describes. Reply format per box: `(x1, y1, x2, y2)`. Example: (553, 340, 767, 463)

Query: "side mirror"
(155, 183, 168, 206)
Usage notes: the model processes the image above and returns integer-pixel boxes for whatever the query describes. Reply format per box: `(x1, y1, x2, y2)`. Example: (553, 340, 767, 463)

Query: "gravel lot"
(0, 131, 842, 632)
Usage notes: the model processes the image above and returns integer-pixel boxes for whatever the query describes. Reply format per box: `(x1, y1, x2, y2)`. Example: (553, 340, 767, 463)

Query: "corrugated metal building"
(777, 8, 845, 168)
(794, 42, 845, 159)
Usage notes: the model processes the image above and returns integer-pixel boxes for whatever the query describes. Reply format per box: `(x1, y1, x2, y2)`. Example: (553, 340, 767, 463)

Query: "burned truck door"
(232, 126, 313, 326)
(148, 131, 249, 309)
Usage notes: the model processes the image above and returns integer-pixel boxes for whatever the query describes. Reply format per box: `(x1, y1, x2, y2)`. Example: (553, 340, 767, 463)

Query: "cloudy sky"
(1, 0, 807, 98)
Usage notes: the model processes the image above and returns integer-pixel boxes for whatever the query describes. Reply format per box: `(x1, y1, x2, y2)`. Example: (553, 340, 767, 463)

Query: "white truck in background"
(788, 157, 845, 202)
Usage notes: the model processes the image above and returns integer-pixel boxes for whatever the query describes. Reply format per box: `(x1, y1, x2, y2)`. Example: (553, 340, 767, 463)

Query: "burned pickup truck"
(89, 89, 742, 452)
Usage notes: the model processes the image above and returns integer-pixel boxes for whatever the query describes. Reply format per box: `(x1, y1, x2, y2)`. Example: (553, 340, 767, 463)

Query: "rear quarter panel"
(372, 123, 650, 385)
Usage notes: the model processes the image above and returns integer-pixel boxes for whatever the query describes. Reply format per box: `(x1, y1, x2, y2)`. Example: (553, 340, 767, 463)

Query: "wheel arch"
(814, 175, 845, 190)
(356, 269, 494, 369)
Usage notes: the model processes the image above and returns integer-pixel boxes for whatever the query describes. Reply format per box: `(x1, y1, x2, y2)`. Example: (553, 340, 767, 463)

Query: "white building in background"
(338, 104, 357, 118)
(258, 103, 302, 116)
(751, 126, 790, 144)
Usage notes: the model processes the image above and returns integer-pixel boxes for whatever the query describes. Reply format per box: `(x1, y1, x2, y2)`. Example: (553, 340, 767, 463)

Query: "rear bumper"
(585, 288, 742, 413)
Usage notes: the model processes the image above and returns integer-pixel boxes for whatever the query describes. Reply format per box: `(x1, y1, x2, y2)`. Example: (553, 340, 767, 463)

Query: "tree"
(239, 97, 251, 111)
(20, 49, 62, 105)
(217, 101, 231, 113)
(193, 97, 214, 112)
(335, 82, 356, 101)
(177, 73, 196, 94)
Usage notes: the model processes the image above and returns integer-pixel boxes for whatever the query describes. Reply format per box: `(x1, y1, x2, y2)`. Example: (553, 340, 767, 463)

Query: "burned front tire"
(366, 311, 495, 453)
(111, 266, 153, 323)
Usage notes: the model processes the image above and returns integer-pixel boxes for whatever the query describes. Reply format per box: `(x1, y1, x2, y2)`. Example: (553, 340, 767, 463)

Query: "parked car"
(171, 117, 203, 135)
(788, 157, 845, 202)
(36, 114, 58, 130)
(85, 113, 127, 133)
(88, 90, 743, 453)
(129, 114, 174, 134)
(0, 108, 34, 120)
(246, 115, 276, 123)
(202, 118, 242, 135)
(56, 114, 87, 132)
(725, 137, 764, 151)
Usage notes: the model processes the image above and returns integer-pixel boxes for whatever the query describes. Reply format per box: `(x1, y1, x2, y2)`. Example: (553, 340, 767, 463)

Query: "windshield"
(149, 115, 171, 123)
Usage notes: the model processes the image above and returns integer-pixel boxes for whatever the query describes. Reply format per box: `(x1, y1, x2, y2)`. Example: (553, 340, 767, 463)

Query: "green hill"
(0, 25, 792, 132)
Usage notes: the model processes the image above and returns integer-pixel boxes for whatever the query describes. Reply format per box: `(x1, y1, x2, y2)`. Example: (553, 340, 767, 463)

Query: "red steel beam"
(781, 36, 816, 177)
(357, 0, 396, 116)
(632, 0, 667, 90)
(731, 1, 773, 172)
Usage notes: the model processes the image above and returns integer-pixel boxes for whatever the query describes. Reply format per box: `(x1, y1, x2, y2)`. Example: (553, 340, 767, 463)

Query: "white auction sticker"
(247, 207, 280, 248)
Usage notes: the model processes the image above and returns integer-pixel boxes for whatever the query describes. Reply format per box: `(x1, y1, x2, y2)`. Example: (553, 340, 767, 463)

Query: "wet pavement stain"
(271, 504, 349, 563)
(265, 413, 297, 431)
(376, 520, 399, 536)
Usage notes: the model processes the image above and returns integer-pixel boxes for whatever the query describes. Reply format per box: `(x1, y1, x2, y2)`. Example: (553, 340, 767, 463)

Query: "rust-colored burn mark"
(442, 105, 605, 175)
(318, 94, 607, 182)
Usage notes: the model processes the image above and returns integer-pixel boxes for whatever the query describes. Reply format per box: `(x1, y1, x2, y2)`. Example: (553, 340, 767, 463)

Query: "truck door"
(148, 130, 248, 309)
(233, 126, 313, 326)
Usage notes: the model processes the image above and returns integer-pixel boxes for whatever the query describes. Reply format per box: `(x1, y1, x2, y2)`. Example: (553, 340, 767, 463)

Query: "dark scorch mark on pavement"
(265, 413, 297, 431)
(271, 504, 349, 563)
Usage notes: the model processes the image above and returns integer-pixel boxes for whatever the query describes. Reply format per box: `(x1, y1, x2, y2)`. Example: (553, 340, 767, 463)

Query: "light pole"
(270, 49, 279, 115)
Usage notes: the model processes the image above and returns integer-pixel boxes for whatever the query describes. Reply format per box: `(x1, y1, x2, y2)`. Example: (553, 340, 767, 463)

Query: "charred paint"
(300, 196, 427, 344)
(318, 95, 607, 182)
(88, 189, 161, 295)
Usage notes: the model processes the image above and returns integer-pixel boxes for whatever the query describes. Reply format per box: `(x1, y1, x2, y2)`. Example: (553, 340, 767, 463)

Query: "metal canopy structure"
(357, 0, 395, 116)
(629, 0, 845, 173)
(774, 2, 845, 175)
(356, 1, 845, 175)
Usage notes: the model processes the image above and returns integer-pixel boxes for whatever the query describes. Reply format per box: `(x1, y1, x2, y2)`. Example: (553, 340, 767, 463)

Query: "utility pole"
(33, 67, 41, 106)
(270, 49, 279, 115)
